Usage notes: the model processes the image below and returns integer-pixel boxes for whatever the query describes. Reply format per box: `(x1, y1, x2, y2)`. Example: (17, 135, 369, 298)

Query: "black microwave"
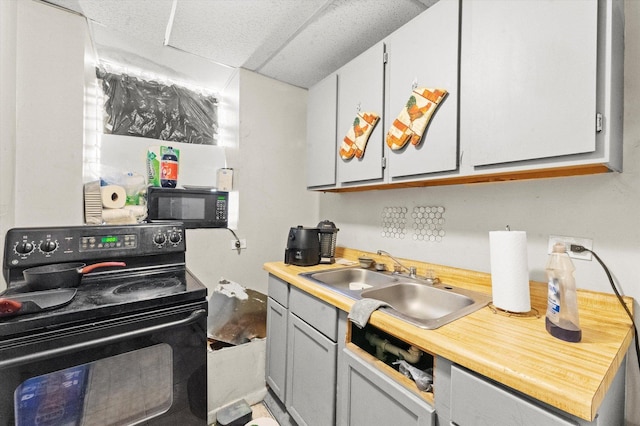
(147, 187, 228, 228)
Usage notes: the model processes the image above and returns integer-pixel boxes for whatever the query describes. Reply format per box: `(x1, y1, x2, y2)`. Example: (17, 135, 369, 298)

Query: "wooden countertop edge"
(263, 249, 634, 422)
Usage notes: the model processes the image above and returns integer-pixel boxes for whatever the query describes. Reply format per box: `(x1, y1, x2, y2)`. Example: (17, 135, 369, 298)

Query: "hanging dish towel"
(339, 112, 380, 160)
(386, 87, 447, 150)
(348, 298, 391, 328)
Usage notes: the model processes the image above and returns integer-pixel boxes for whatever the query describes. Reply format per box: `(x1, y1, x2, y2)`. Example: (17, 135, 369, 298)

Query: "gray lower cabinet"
(266, 275, 289, 403)
(338, 348, 435, 426)
(286, 313, 337, 425)
(266, 274, 341, 426)
(266, 296, 287, 402)
(449, 363, 625, 426)
(450, 366, 578, 426)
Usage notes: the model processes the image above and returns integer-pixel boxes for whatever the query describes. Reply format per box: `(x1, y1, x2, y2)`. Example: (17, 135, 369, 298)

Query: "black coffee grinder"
(318, 220, 339, 264)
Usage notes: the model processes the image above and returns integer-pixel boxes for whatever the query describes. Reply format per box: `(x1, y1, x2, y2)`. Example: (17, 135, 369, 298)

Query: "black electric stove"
(1, 223, 207, 338)
(0, 223, 209, 424)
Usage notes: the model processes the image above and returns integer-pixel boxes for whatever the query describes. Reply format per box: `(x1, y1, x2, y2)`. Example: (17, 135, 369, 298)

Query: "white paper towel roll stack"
(489, 230, 531, 313)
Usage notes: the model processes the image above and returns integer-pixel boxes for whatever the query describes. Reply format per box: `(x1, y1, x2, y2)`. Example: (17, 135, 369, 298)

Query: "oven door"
(0, 302, 207, 426)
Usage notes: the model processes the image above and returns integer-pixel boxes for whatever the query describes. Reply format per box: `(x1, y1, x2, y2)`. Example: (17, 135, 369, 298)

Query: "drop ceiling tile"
(91, 23, 235, 92)
(52, 0, 175, 46)
(168, 0, 328, 69)
(259, 0, 427, 88)
(40, 0, 432, 89)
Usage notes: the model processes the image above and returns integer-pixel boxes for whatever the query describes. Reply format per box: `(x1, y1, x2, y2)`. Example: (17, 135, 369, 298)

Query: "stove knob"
(15, 241, 35, 255)
(154, 233, 167, 246)
(39, 240, 58, 253)
(169, 232, 182, 244)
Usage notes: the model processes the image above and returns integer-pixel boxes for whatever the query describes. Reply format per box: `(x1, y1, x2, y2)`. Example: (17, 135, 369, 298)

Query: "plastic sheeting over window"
(97, 68, 218, 145)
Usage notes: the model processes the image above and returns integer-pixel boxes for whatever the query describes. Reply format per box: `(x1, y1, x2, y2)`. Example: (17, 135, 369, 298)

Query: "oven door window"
(14, 344, 172, 426)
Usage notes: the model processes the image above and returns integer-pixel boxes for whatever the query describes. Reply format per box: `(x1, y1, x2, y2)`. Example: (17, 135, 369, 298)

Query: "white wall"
(319, 1, 640, 423)
(186, 69, 319, 295)
(1, 0, 87, 292)
(14, 0, 86, 227)
(0, 0, 17, 264)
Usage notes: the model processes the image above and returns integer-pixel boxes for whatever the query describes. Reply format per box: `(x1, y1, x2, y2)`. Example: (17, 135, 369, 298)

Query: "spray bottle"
(545, 243, 581, 342)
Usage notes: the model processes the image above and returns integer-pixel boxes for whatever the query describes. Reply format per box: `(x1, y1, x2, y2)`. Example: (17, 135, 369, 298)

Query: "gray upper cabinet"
(336, 42, 385, 185)
(385, 0, 460, 181)
(460, 0, 622, 172)
(305, 0, 623, 191)
(306, 73, 337, 188)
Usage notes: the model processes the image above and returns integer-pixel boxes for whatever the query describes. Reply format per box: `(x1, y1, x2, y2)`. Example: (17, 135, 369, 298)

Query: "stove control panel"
(80, 233, 138, 252)
(152, 228, 183, 248)
(3, 223, 186, 269)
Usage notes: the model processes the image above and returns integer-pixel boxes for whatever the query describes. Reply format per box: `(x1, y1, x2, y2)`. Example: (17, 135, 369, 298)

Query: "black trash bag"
(97, 68, 218, 145)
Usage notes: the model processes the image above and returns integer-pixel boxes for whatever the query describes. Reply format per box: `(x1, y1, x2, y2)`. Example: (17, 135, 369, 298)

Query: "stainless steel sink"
(300, 267, 491, 329)
(361, 282, 492, 329)
(301, 268, 408, 299)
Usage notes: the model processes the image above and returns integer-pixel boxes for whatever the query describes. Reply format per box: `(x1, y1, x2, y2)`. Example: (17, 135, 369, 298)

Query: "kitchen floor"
(251, 402, 275, 419)
(247, 402, 279, 425)
(214, 402, 277, 426)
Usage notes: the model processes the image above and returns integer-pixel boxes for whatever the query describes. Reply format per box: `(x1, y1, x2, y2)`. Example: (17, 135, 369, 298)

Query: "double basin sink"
(301, 268, 492, 329)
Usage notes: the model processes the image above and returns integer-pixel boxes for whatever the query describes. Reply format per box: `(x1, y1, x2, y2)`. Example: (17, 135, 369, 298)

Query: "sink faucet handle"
(409, 266, 417, 278)
(424, 269, 440, 284)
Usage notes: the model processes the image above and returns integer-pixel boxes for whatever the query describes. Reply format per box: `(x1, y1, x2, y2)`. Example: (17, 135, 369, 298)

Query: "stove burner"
(113, 278, 182, 296)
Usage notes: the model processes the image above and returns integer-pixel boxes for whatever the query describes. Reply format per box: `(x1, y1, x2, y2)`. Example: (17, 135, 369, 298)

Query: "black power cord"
(227, 228, 242, 254)
(570, 244, 640, 371)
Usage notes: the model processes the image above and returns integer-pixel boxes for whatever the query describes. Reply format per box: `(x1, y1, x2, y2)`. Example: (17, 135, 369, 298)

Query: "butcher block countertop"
(263, 247, 634, 422)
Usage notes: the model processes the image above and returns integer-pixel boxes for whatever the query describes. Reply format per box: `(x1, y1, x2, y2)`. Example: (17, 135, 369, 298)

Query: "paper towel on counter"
(101, 185, 126, 209)
(102, 208, 137, 224)
(489, 230, 531, 313)
(123, 205, 147, 221)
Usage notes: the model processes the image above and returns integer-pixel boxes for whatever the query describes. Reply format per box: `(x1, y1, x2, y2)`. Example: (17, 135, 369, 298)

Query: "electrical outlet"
(229, 239, 247, 250)
(547, 235, 593, 261)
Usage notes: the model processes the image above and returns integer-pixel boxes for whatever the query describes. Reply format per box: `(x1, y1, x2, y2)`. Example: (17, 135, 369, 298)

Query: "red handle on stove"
(79, 262, 126, 274)
(0, 298, 22, 315)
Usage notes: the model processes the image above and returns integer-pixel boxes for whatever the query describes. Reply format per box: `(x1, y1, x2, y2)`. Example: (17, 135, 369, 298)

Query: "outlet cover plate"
(548, 235, 593, 261)
(230, 239, 247, 250)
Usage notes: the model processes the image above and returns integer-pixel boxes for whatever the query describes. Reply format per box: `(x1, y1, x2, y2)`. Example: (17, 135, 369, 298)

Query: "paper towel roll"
(489, 230, 531, 313)
(101, 185, 126, 209)
(102, 208, 136, 224)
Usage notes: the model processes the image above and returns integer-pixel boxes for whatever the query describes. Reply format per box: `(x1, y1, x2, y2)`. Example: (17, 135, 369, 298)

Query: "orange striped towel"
(386, 88, 447, 150)
(340, 112, 380, 160)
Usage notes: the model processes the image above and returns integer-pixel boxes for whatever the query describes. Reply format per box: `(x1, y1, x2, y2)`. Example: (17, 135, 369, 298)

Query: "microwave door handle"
(0, 309, 206, 370)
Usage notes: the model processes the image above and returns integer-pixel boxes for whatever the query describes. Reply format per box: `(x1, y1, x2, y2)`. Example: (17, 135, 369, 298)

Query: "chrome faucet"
(376, 250, 417, 279)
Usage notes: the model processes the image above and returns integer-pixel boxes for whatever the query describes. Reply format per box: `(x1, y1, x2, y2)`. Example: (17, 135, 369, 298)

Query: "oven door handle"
(0, 308, 207, 370)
